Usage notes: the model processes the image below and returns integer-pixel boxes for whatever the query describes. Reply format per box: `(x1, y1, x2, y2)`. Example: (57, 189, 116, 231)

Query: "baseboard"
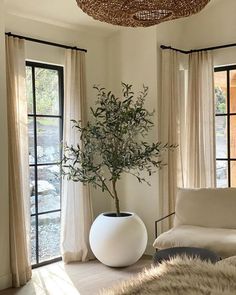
(0, 273, 12, 291)
(145, 243, 155, 256)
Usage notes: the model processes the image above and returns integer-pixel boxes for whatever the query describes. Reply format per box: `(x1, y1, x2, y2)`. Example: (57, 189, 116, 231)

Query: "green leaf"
(62, 82, 177, 209)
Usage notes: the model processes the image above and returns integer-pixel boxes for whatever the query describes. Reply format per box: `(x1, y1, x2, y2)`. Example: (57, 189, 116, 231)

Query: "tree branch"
(95, 171, 115, 199)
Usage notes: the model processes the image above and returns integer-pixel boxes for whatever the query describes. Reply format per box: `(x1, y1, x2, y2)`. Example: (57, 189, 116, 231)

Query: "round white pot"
(89, 212, 148, 267)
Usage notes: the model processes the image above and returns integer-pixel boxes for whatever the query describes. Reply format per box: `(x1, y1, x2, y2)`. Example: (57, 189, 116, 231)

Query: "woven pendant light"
(76, 0, 211, 27)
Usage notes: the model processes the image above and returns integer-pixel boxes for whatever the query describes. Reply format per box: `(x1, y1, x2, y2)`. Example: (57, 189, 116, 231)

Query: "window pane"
(230, 116, 236, 158)
(37, 118, 61, 164)
(26, 66, 33, 114)
(35, 68, 60, 115)
(31, 216, 37, 265)
(30, 167, 36, 215)
(28, 117, 35, 164)
(27, 63, 63, 266)
(231, 161, 236, 187)
(216, 161, 228, 187)
(38, 165, 61, 213)
(215, 116, 227, 158)
(230, 70, 236, 113)
(38, 212, 61, 263)
(215, 71, 227, 114)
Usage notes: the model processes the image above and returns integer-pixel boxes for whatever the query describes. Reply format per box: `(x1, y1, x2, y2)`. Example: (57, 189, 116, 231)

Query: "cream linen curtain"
(5, 36, 32, 287)
(61, 49, 94, 263)
(159, 49, 181, 233)
(159, 50, 216, 233)
(184, 51, 216, 188)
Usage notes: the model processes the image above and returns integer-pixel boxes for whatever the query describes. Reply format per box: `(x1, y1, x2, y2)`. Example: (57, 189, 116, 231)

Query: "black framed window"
(26, 61, 64, 267)
(215, 65, 236, 187)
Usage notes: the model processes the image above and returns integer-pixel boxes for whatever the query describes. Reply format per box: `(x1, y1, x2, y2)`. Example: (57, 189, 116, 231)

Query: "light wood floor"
(0, 256, 152, 295)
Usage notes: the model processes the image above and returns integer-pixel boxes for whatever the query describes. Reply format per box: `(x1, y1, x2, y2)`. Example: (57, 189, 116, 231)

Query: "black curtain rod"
(160, 43, 236, 54)
(5, 32, 87, 53)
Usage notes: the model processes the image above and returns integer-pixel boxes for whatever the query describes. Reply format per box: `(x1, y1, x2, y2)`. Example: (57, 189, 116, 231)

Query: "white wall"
(107, 27, 158, 254)
(182, 0, 236, 49)
(107, 19, 185, 254)
(181, 0, 236, 67)
(0, 0, 11, 290)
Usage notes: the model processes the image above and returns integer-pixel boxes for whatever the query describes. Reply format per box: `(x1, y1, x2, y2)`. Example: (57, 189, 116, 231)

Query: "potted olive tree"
(63, 83, 174, 267)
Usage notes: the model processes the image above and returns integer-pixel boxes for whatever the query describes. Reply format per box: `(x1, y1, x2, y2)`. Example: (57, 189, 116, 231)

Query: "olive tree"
(63, 83, 175, 216)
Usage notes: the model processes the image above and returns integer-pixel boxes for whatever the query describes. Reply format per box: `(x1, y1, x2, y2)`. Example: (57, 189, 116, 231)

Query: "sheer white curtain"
(61, 49, 94, 263)
(159, 49, 216, 233)
(5, 36, 32, 287)
(184, 51, 216, 188)
(159, 49, 181, 233)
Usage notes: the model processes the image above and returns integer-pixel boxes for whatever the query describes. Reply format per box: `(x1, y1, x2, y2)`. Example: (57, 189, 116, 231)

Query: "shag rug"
(101, 256, 236, 295)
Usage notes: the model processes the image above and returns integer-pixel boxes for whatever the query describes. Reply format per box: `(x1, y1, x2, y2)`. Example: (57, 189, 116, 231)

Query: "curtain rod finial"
(160, 45, 169, 50)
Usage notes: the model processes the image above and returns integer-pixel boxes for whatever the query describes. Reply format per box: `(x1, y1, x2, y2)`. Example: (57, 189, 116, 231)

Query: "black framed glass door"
(215, 65, 236, 187)
(26, 61, 64, 267)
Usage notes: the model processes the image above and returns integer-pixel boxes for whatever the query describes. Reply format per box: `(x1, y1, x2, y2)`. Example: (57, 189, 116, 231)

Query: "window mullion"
(227, 70, 231, 187)
(31, 65, 40, 265)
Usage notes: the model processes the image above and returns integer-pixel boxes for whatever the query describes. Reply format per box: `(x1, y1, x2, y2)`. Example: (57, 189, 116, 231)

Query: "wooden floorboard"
(0, 256, 152, 295)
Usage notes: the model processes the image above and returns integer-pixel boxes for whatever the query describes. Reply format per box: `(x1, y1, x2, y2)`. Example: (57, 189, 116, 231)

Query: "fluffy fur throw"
(101, 256, 236, 295)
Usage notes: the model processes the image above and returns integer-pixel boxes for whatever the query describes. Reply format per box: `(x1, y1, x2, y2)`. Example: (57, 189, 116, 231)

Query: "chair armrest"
(154, 212, 175, 239)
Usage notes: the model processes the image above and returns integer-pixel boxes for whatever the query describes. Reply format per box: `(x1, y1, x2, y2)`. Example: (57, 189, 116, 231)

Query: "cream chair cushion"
(153, 225, 236, 258)
(174, 188, 236, 229)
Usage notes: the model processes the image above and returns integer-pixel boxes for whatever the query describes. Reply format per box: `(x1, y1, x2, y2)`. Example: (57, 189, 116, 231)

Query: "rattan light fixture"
(76, 0, 211, 27)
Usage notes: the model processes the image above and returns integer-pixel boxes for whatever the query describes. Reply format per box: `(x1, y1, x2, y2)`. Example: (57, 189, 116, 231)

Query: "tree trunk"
(112, 179, 121, 217)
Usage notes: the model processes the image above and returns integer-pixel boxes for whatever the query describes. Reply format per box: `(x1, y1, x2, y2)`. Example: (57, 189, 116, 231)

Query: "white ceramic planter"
(89, 212, 148, 267)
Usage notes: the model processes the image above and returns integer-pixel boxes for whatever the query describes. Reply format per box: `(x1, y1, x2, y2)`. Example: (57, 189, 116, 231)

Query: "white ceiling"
(5, 0, 219, 35)
(4, 0, 121, 34)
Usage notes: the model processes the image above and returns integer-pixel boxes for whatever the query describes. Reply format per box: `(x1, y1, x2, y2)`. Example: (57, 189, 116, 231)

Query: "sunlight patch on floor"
(32, 263, 80, 295)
